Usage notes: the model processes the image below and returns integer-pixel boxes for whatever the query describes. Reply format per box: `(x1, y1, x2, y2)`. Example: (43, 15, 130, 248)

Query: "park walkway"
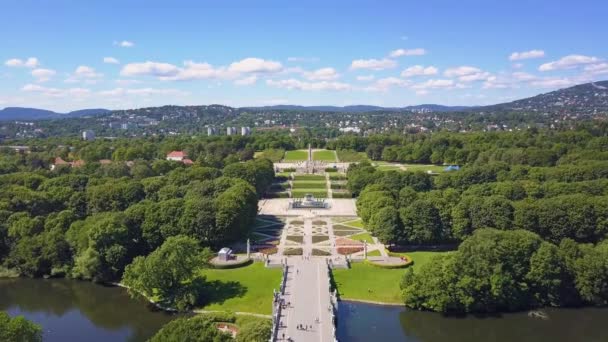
(274, 258, 336, 342)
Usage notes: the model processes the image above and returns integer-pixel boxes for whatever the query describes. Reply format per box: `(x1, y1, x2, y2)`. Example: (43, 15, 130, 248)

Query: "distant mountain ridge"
(0, 107, 110, 121)
(244, 104, 472, 113)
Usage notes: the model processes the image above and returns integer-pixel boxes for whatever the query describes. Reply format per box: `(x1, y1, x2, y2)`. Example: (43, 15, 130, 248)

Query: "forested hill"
(478, 80, 608, 114)
(243, 104, 472, 113)
(0, 107, 110, 121)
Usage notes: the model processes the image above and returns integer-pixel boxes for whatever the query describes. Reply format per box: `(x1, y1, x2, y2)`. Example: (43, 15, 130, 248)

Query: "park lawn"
(283, 150, 308, 161)
(332, 262, 405, 304)
(313, 150, 337, 162)
(197, 262, 282, 315)
(366, 249, 382, 257)
(342, 218, 365, 229)
(349, 232, 374, 244)
(402, 164, 446, 173)
(390, 251, 452, 272)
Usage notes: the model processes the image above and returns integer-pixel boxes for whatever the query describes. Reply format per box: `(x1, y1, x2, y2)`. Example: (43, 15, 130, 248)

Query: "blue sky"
(1, 0, 607, 112)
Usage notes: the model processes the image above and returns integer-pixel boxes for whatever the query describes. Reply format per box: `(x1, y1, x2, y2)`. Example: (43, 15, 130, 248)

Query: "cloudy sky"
(1, 0, 608, 112)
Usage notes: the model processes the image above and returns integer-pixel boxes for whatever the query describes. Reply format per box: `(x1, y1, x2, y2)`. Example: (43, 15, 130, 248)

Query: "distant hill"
(0, 107, 110, 121)
(244, 104, 472, 113)
(478, 81, 608, 114)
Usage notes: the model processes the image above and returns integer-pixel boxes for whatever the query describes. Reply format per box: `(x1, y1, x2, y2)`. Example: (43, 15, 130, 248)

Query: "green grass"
(283, 150, 309, 161)
(293, 174, 325, 181)
(312, 150, 337, 162)
(291, 181, 327, 189)
(366, 249, 382, 257)
(197, 262, 282, 314)
(332, 262, 405, 304)
(389, 251, 451, 272)
(342, 219, 365, 229)
(349, 232, 374, 244)
(337, 150, 369, 162)
(291, 189, 327, 198)
(255, 148, 285, 162)
(376, 163, 447, 173)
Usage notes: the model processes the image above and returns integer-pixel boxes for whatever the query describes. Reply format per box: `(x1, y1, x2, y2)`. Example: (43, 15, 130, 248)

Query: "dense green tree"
(149, 316, 231, 342)
(0, 312, 42, 342)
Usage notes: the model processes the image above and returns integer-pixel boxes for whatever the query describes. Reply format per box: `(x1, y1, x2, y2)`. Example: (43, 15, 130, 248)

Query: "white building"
(241, 126, 251, 136)
(82, 130, 95, 141)
(207, 127, 217, 136)
(226, 127, 237, 135)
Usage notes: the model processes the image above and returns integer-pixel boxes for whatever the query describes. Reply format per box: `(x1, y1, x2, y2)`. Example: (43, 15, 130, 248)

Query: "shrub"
(329, 173, 347, 180)
(283, 168, 296, 172)
(330, 183, 347, 189)
(291, 190, 327, 198)
(332, 191, 352, 198)
(325, 168, 338, 172)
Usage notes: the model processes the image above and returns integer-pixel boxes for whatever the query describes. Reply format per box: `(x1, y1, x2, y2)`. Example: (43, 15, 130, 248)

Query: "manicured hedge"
(283, 168, 296, 172)
(292, 181, 327, 189)
(292, 190, 327, 198)
(265, 191, 289, 198)
(324, 168, 338, 172)
(270, 183, 289, 190)
(330, 183, 347, 189)
(329, 173, 347, 180)
(293, 175, 326, 181)
(332, 191, 352, 198)
(366, 257, 413, 269)
(283, 248, 303, 256)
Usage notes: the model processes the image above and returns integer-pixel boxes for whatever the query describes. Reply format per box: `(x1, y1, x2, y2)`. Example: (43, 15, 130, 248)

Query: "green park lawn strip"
(291, 190, 327, 198)
(312, 235, 329, 244)
(336, 150, 369, 162)
(286, 235, 304, 244)
(293, 174, 326, 181)
(332, 262, 405, 304)
(366, 249, 382, 257)
(197, 262, 282, 315)
(349, 232, 374, 244)
(390, 251, 452, 272)
(291, 181, 327, 189)
(283, 150, 309, 161)
(312, 150, 337, 162)
(341, 219, 365, 229)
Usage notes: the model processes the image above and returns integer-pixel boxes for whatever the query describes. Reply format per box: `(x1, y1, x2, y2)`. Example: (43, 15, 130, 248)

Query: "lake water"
(336, 301, 608, 342)
(1, 278, 607, 342)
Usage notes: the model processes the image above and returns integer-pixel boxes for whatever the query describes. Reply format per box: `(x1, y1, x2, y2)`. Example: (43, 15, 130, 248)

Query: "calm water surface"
(2, 278, 607, 342)
(337, 301, 608, 342)
(0, 278, 179, 342)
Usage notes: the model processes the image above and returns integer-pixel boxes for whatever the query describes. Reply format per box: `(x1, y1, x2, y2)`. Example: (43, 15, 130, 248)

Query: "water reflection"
(0, 278, 179, 342)
(338, 300, 608, 342)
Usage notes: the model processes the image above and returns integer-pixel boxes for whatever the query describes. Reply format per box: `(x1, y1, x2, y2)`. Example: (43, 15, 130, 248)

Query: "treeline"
(0, 152, 273, 283)
(351, 162, 608, 246)
(401, 229, 608, 313)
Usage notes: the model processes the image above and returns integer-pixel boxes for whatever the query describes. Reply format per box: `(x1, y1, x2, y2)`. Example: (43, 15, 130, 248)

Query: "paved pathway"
(275, 258, 335, 342)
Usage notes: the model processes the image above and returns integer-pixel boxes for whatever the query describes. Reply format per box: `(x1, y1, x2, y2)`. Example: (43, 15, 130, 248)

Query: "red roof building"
(166, 150, 187, 161)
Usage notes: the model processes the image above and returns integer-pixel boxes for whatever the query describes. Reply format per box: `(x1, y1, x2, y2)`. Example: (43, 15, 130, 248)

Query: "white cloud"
(584, 63, 608, 75)
(115, 79, 142, 86)
(350, 58, 397, 71)
(356, 75, 375, 81)
(5, 57, 39, 68)
(509, 50, 545, 61)
(444, 66, 491, 82)
(401, 65, 438, 77)
(364, 77, 410, 92)
(227, 58, 282, 73)
(389, 48, 426, 58)
(22, 84, 91, 97)
(98, 87, 189, 97)
(162, 61, 237, 81)
(75, 66, 102, 78)
(31, 68, 56, 83)
(411, 79, 457, 89)
(266, 79, 350, 91)
(512, 72, 537, 81)
(539, 55, 600, 71)
(234, 75, 258, 86)
(121, 61, 180, 77)
(444, 66, 481, 77)
(114, 40, 134, 48)
(415, 90, 429, 96)
(287, 57, 319, 63)
(303, 67, 339, 81)
(530, 78, 573, 88)
(103, 57, 120, 64)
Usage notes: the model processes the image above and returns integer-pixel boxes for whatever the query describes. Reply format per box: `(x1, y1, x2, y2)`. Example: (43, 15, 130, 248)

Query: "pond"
(337, 300, 608, 342)
(0, 278, 179, 342)
(2, 278, 607, 342)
